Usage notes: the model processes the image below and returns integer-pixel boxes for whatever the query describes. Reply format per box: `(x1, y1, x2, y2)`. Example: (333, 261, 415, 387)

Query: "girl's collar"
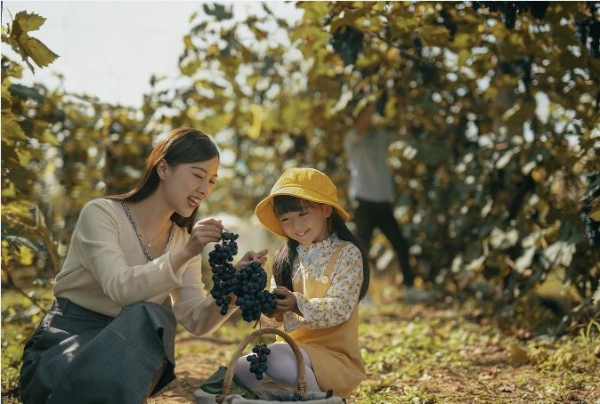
(297, 232, 339, 252)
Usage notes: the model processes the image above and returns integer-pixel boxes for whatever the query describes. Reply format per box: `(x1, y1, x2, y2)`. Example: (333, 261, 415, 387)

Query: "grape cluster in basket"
(209, 231, 277, 321)
(246, 343, 270, 380)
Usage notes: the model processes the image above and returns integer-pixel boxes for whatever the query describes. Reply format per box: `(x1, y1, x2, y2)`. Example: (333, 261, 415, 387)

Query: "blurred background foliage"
(2, 1, 599, 334)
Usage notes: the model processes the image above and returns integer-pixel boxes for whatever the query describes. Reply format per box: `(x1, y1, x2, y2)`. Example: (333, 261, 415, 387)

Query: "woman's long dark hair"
(107, 127, 219, 233)
(271, 195, 370, 300)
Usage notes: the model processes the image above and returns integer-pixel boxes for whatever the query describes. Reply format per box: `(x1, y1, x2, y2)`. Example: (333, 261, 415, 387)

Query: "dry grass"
(3, 275, 600, 404)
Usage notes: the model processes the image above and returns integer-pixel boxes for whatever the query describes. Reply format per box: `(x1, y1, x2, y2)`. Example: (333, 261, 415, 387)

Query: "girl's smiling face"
(277, 199, 332, 245)
(160, 156, 219, 217)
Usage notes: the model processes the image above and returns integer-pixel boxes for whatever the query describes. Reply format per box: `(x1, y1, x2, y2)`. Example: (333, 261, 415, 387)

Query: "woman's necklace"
(143, 220, 170, 248)
(121, 201, 175, 262)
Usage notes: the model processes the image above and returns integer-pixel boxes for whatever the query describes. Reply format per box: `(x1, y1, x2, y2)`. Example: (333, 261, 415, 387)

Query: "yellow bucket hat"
(255, 167, 350, 237)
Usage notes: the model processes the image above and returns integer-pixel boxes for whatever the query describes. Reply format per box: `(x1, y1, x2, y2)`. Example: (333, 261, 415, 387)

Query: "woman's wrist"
(169, 247, 197, 273)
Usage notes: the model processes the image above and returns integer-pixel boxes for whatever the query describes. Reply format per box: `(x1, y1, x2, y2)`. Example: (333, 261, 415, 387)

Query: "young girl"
(233, 167, 370, 399)
(19, 127, 267, 404)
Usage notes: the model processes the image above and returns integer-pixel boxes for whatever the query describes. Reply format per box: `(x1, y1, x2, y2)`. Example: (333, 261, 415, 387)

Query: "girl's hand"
(236, 249, 268, 269)
(185, 218, 223, 256)
(272, 286, 300, 315)
(266, 311, 284, 322)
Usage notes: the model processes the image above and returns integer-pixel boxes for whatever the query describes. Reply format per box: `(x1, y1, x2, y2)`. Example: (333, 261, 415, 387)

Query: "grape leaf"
(8, 11, 59, 72)
(19, 36, 59, 68)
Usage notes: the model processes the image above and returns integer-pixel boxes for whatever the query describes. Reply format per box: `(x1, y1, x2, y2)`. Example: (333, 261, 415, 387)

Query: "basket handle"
(220, 327, 307, 399)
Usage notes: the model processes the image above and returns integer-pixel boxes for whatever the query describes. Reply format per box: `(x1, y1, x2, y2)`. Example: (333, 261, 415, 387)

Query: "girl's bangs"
(273, 195, 312, 216)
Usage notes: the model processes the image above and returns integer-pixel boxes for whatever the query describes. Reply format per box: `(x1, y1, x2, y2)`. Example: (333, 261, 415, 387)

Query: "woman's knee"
(117, 302, 176, 332)
(123, 301, 174, 318)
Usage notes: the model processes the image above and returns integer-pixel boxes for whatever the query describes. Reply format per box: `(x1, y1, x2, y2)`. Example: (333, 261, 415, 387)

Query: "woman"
(19, 127, 267, 404)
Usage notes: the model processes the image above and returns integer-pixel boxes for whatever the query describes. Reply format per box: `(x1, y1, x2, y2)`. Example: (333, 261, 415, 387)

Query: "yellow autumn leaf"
(14, 11, 46, 32)
(41, 130, 60, 146)
(386, 47, 400, 62)
(509, 341, 529, 364)
(248, 104, 263, 139)
(457, 49, 471, 66)
(9, 11, 59, 71)
(1, 116, 26, 141)
(590, 207, 600, 222)
(17, 148, 33, 166)
(183, 35, 193, 49)
(1, 182, 16, 198)
(19, 245, 35, 266)
(19, 36, 59, 68)
(419, 26, 450, 47)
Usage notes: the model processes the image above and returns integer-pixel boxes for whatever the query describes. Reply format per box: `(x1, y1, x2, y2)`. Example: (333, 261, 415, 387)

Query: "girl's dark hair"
(107, 127, 219, 233)
(271, 195, 370, 300)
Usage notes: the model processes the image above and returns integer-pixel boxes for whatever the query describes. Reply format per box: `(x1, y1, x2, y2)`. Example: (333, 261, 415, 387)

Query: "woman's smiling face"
(277, 200, 332, 245)
(160, 156, 219, 217)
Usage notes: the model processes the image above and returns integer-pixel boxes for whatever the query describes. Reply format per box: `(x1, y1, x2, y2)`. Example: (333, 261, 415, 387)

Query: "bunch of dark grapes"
(246, 343, 270, 380)
(233, 261, 278, 322)
(209, 231, 239, 315)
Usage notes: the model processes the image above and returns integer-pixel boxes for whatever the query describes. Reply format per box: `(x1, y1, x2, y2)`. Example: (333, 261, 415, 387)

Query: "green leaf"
(416, 140, 449, 166)
(9, 83, 44, 103)
(203, 4, 233, 20)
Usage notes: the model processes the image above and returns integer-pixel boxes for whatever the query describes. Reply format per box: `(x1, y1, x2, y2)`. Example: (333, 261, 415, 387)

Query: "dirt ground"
(151, 336, 237, 404)
(148, 302, 600, 404)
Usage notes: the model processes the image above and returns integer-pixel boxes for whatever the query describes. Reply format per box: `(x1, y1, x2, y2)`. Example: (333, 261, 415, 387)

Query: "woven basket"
(217, 327, 306, 402)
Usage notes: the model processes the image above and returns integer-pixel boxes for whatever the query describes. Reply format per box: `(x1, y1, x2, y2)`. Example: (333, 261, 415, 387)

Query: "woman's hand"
(169, 218, 222, 274)
(271, 286, 300, 316)
(236, 248, 268, 269)
(185, 218, 223, 256)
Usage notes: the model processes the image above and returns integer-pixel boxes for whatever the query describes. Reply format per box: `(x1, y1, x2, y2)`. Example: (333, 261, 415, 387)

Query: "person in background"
(233, 167, 369, 399)
(19, 127, 267, 404)
(344, 100, 429, 301)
